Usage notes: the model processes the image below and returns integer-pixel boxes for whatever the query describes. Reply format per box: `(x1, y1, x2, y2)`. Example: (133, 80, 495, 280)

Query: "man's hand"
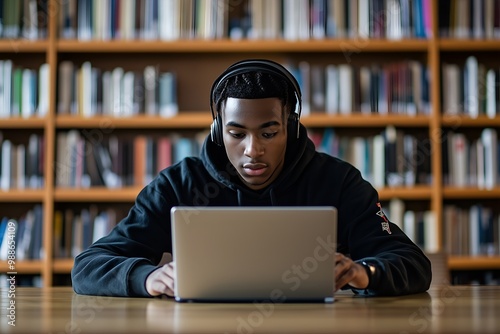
(334, 253, 369, 291)
(145, 262, 176, 297)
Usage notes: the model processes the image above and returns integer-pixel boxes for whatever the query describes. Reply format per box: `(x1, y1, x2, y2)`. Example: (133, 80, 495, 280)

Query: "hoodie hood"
(200, 123, 316, 205)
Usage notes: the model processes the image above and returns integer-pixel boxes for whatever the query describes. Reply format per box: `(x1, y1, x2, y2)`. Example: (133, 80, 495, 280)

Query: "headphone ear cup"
(288, 114, 299, 139)
(210, 115, 223, 146)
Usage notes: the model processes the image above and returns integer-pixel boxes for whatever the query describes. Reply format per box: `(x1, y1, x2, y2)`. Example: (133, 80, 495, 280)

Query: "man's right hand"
(145, 262, 176, 297)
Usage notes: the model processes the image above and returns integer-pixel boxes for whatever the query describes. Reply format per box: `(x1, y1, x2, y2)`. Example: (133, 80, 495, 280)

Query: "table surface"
(1, 285, 499, 334)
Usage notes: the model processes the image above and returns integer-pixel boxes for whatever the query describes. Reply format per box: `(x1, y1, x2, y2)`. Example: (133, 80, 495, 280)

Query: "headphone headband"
(209, 59, 303, 145)
(209, 59, 302, 120)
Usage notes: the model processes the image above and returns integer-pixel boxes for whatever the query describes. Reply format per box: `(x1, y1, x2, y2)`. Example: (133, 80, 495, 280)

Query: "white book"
(403, 210, 416, 243)
(481, 128, 498, 189)
(249, 0, 264, 39)
(159, 72, 178, 117)
(37, 63, 49, 117)
(476, 139, 485, 189)
(389, 198, 405, 231)
(16, 144, 25, 189)
(120, 0, 136, 40)
(3, 60, 12, 117)
(0, 61, 5, 118)
(122, 71, 135, 116)
(442, 64, 461, 114)
(325, 65, 339, 114)
(469, 205, 480, 256)
(351, 137, 367, 181)
(423, 210, 438, 253)
(338, 64, 352, 114)
(28, 134, 41, 188)
(465, 56, 479, 118)
(21, 69, 34, 118)
(372, 134, 385, 188)
(283, 0, 299, 40)
(386, 0, 402, 40)
(144, 66, 158, 115)
(358, 0, 369, 38)
(159, 0, 180, 40)
(298, 0, 310, 40)
(92, 213, 108, 243)
(486, 69, 496, 118)
(111, 67, 124, 117)
(81, 61, 93, 117)
(452, 133, 468, 187)
(1, 140, 12, 190)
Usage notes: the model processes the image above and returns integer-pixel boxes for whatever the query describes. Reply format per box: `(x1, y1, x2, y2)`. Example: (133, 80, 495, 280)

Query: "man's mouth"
(242, 163, 268, 176)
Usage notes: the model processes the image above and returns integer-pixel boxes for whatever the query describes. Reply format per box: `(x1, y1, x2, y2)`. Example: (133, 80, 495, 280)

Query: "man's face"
(222, 97, 288, 191)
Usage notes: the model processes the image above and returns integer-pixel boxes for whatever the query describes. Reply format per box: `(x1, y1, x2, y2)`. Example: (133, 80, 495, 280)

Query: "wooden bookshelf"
(1, 0, 499, 287)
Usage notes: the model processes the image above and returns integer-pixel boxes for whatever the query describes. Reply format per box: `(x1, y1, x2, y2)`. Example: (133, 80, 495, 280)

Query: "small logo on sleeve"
(376, 202, 392, 234)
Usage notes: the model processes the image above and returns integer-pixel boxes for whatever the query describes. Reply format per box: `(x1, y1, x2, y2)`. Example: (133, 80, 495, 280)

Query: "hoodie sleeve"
(71, 177, 174, 297)
(338, 166, 432, 296)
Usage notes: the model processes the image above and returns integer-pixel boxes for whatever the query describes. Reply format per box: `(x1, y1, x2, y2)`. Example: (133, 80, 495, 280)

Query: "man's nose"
(244, 136, 264, 157)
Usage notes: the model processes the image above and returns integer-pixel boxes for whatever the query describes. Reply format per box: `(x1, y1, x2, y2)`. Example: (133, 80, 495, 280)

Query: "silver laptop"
(171, 206, 337, 303)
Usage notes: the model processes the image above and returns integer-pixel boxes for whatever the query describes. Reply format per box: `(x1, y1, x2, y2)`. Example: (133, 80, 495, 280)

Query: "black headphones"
(209, 59, 302, 146)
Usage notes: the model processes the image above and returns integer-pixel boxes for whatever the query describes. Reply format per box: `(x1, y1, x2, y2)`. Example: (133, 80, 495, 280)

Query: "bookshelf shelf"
(0, 118, 48, 129)
(302, 114, 431, 128)
(439, 39, 500, 51)
(0, 190, 45, 202)
(377, 186, 433, 201)
(443, 187, 500, 199)
(55, 113, 212, 129)
(441, 115, 500, 127)
(54, 187, 143, 202)
(0, 40, 49, 52)
(52, 259, 75, 274)
(56, 39, 430, 53)
(0, 260, 43, 274)
(449, 256, 500, 270)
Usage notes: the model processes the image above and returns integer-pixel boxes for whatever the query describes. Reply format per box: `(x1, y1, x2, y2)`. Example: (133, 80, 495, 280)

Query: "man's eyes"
(229, 131, 277, 139)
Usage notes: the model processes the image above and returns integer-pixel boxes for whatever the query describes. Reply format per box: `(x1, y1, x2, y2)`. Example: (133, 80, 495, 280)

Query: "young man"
(72, 59, 432, 297)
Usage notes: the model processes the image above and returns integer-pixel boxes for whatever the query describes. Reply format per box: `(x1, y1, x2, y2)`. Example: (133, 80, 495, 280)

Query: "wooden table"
(1, 285, 498, 333)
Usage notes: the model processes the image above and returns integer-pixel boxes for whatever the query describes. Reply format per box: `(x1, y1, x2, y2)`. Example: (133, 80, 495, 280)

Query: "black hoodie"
(71, 124, 432, 297)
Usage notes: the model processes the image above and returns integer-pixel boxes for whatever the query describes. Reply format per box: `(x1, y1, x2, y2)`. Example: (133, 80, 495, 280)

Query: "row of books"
(444, 204, 500, 256)
(0, 133, 45, 190)
(0, 60, 49, 118)
(439, 0, 500, 39)
(57, 61, 178, 117)
(442, 56, 500, 118)
(0, 205, 44, 261)
(308, 126, 432, 188)
(0, 0, 48, 40)
(56, 130, 206, 188)
(58, 0, 431, 41)
(246, 0, 430, 40)
(53, 206, 126, 258)
(442, 128, 499, 188)
(293, 60, 431, 116)
(384, 198, 438, 254)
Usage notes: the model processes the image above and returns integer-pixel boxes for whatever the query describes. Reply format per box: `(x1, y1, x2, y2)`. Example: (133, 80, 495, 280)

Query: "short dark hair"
(213, 71, 297, 121)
